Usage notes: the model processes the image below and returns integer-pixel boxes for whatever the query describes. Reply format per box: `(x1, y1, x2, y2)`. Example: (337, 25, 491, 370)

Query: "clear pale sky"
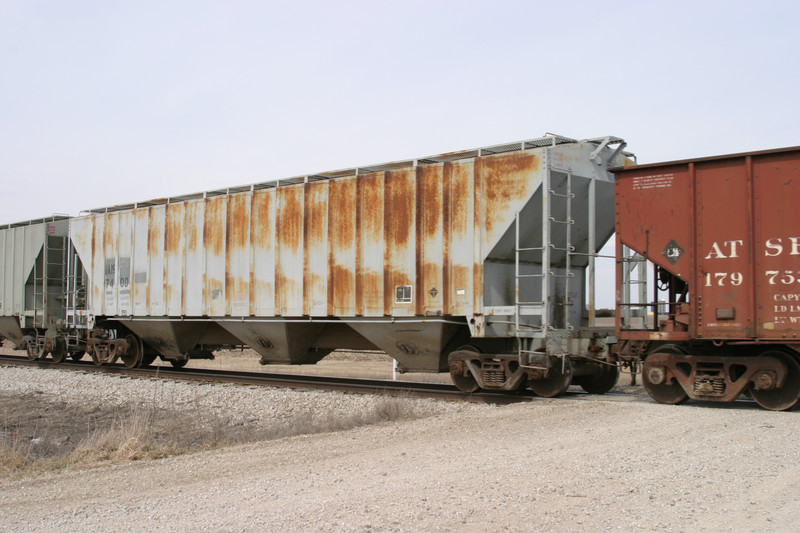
(2, 1, 798, 306)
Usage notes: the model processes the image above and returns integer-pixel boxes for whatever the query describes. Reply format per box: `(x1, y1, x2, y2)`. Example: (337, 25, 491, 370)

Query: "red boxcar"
(613, 146, 800, 410)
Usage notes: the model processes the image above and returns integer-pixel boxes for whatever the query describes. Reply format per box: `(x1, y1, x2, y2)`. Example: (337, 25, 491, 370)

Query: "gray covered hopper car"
(0, 134, 631, 396)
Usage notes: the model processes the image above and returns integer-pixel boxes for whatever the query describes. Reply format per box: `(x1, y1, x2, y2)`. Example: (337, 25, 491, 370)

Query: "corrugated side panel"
(204, 197, 226, 316)
(117, 211, 133, 315)
(418, 165, 444, 315)
(695, 159, 754, 337)
(385, 168, 416, 317)
(148, 206, 166, 316)
(184, 200, 205, 316)
(329, 177, 357, 315)
(164, 203, 186, 316)
(252, 189, 276, 315)
(277, 185, 305, 316)
(227, 193, 251, 316)
(752, 151, 800, 337)
(102, 213, 119, 315)
(132, 209, 150, 314)
(70, 150, 548, 320)
(447, 160, 475, 316)
(358, 172, 385, 316)
(305, 182, 329, 316)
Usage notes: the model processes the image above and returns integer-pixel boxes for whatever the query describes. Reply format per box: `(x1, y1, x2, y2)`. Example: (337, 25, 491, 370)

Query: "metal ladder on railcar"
(64, 239, 88, 351)
(619, 247, 649, 329)
(514, 165, 576, 366)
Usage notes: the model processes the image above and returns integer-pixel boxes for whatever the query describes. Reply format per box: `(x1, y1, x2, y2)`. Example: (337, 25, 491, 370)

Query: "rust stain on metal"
(384, 169, 415, 313)
(415, 166, 424, 314)
(89, 216, 96, 266)
(360, 270, 382, 314)
(72, 219, 88, 251)
(305, 181, 329, 315)
(146, 208, 160, 257)
(473, 156, 483, 311)
(307, 272, 326, 314)
(146, 209, 161, 313)
(252, 190, 273, 249)
(302, 184, 310, 315)
(252, 190, 275, 313)
(227, 194, 250, 251)
(418, 164, 444, 313)
(229, 279, 249, 314)
(446, 160, 473, 311)
(248, 194, 256, 315)
(358, 173, 384, 315)
(331, 264, 355, 314)
(164, 204, 184, 312)
(279, 185, 304, 252)
(103, 212, 117, 255)
(226, 194, 251, 315)
(329, 177, 357, 315)
(385, 169, 414, 248)
(165, 204, 184, 257)
(481, 152, 539, 238)
(441, 164, 451, 315)
(354, 176, 363, 315)
(204, 196, 226, 256)
(447, 160, 473, 236)
(305, 182, 328, 249)
(277, 184, 304, 315)
(185, 202, 201, 254)
(419, 165, 443, 241)
(383, 175, 391, 316)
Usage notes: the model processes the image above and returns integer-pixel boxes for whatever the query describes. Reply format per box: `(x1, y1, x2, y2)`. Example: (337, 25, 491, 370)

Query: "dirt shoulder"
(2, 388, 798, 532)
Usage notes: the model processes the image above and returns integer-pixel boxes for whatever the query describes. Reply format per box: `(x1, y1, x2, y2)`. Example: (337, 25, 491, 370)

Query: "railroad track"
(4, 352, 747, 408)
(0, 353, 535, 405)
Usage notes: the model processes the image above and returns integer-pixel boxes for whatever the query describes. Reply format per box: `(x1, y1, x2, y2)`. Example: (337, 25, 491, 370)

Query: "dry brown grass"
(0, 390, 429, 481)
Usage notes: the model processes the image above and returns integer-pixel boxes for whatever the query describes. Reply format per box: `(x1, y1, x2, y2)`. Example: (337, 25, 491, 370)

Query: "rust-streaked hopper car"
(0, 135, 630, 397)
(614, 146, 800, 410)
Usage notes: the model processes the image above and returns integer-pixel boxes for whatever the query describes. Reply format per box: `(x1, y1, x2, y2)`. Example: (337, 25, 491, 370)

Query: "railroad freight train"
(1, 134, 799, 410)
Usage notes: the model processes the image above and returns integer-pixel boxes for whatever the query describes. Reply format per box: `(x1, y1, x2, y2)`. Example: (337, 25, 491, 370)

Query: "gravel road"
(1, 364, 799, 532)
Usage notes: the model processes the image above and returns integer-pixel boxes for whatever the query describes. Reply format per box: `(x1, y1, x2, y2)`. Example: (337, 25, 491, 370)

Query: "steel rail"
(1, 353, 742, 407)
(0, 354, 531, 405)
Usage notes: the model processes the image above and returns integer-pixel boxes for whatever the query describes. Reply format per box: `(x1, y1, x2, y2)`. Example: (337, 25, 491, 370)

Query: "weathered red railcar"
(613, 146, 800, 410)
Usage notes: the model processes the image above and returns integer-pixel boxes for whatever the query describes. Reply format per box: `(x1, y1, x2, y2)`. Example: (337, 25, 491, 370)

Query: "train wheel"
(70, 351, 85, 361)
(449, 346, 480, 393)
(121, 334, 143, 369)
(529, 356, 572, 398)
(575, 360, 620, 394)
(170, 358, 189, 369)
(50, 337, 67, 364)
(139, 351, 158, 367)
(642, 345, 688, 405)
(749, 351, 800, 411)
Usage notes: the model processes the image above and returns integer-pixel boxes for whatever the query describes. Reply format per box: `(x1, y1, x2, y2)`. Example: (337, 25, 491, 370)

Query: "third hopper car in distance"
(613, 145, 800, 410)
(0, 134, 630, 398)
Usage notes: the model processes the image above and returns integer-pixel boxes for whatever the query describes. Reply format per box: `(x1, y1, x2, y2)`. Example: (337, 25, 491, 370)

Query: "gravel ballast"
(1, 364, 799, 532)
